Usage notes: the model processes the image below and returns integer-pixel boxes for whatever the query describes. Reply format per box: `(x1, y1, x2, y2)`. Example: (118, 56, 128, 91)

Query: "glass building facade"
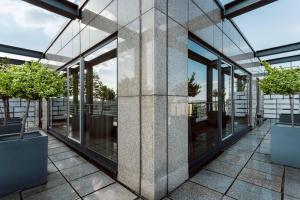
(44, 0, 256, 199)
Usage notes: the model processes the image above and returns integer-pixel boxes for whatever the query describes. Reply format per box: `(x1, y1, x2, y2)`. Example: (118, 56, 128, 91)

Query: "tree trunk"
(2, 97, 10, 125)
(289, 95, 295, 127)
(20, 99, 31, 139)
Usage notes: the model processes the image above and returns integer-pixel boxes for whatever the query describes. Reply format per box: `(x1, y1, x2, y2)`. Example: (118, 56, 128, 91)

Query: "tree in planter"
(259, 61, 300, 127)
(10, 61, 65, 138)
(0, 58, 13, 124)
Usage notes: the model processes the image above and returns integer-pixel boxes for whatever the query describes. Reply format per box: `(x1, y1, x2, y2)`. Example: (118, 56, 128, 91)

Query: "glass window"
(221, 61, 233, 139)
(233, 67, 251, 133)
(188, 39, 220, 162)
(84, 41, 117, 162)
(49, 69, 68, 136)
(68, 63, 81, 142)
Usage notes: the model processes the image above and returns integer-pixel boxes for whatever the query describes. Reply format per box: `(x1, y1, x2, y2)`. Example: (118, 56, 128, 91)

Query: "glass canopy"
(0, 0, 68, 52)
(232, 0, 300, 51)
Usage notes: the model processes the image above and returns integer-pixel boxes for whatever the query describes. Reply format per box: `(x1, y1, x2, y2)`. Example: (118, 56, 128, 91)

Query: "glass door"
(83, 40, 118, 162)
(68, 63, 81, 142)
(221, 61, 233, 140)
(188, 39, 220, 162)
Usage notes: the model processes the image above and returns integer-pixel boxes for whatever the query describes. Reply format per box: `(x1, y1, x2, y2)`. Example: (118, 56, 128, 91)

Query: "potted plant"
(259, 61, 300, 168)
(0, 61, 65, 197)
(0, 58, 22, 134)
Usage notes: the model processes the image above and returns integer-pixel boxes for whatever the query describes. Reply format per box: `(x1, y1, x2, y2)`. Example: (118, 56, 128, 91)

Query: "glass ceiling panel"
(0, 0, 68, 52)
(233, 0, 300, 51)
(66, 0, 82, 5)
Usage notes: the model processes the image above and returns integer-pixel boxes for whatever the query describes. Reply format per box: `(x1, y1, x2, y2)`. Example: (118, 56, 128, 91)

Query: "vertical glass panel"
(68, 63, 81, 141)
(84, 42, 117, 162)
(233, 67, 250, 133)
(188, 39, 219, 162)
(221, 61, 233, 139)
(49, 68, 68, 136)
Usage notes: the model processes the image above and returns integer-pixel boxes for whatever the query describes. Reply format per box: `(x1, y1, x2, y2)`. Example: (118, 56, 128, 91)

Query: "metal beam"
(0, 44, 44, 59)
(0, 57, 26, 65)
(267, 54, 300, 65)
(22, 0, 80, 19)
(256, 42, 300, 57)
(224, 0, 277, 18)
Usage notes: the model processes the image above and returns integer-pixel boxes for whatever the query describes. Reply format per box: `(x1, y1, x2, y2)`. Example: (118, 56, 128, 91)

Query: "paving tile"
(83, 183, 136, 200)
(48, 146, 71, 156)
(70, 171, 115, 197)
(49, 151, 79, 162)
(238, 168, 282, 192)
(251, 153, 271, 163)
(61, 162, 99, 181)
(48, 141, 66, 149)
(227, 180, 281, 200)
(285, 167, 300, 181)
(204, 160, 243, 178)
(284, 178, 300, 199)
(190, 170, 234, 194)
(0, 192, 21, 200)
(216, 151, 251, 166)
(22, 172, 67, 198)
(256, 143, 271, 154)
(222, 196, 235, 200)
(23, 183, 79, 200)
(48, 139, 60, 145)
(169, 181, 223, 200)
(48, 162, 58, 174)
(246, 159, 284, 177)
(284, 194, 300, 200)
(54, 156, 86, 170)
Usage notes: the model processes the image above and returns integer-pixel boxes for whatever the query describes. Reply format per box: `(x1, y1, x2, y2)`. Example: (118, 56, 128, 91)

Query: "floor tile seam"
(48, 144, 67, 149)
(236, 173, 282, 193)
(48, 148, 72, 156)
(204, 168, 238, 179)
(184, 180, 225, 196)
(49, 154, 80, 163)
(53, 159, 88, 171)
(281, 167, 285, 200)
(80, 181, 116, 198)
(223, 124, 270, 197)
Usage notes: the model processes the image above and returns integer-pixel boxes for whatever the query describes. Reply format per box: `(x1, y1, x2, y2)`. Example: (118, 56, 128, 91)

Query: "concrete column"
(42, 99, 48, 130)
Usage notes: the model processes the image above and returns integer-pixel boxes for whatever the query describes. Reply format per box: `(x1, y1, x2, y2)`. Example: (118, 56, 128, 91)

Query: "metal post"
(80, 57, 85, 146)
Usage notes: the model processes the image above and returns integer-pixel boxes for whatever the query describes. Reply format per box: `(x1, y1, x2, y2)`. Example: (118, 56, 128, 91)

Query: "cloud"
(0, 0, 66, 50)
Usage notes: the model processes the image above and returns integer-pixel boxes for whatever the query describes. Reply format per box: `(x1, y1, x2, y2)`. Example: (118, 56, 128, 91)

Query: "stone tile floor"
(167, 120, 300, 200)
(0, 133, 139, 200)
(2, 120, 300, 200)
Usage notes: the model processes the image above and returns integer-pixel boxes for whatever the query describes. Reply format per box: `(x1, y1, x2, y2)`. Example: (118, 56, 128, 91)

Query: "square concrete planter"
(271, 124, 300, 168)
(0, 131, 48, 197)
(0, 118, 22, 135)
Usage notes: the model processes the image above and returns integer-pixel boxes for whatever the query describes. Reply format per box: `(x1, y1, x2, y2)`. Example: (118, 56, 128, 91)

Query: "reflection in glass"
(84, 54, 117, 162)
(68, 64, 81, 141)
(221, 61, 233, 139)
(233, 67, 250, 133)
(188, 40, 219, 162)
(49, 69, 68, 136)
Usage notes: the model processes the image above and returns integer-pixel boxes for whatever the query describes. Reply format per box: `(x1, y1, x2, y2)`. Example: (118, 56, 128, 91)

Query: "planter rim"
(0, 130, 47, 142)
(273, 123, 300, 128)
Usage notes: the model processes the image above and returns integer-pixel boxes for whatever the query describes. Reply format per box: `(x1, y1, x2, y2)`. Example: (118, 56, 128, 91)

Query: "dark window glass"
(84, 41, 117, 162)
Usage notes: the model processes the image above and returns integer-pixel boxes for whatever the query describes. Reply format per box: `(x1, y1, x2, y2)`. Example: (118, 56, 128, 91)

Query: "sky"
(0, 0, 80, 52)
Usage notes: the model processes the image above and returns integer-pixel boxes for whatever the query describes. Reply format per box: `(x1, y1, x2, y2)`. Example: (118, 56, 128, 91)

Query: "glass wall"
(83, 42, 117, 162)
(233, 67, 251, 133)
(221, 61, 233, 139)
(68, 63, 81, 142)
(48, 39, 118, 164)
(188, 40, 220, 162)
(49, 68, 68, 136)
(188, 37, 251, 165)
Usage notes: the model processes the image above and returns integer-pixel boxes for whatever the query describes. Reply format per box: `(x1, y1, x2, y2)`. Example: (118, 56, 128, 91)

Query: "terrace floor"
(1, 120, 300, 200)
(167, 120, 300, 200)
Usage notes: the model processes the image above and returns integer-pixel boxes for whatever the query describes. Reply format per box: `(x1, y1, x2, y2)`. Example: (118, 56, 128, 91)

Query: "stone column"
(117, 1, 189, 199)
(42, 99, 48, 130)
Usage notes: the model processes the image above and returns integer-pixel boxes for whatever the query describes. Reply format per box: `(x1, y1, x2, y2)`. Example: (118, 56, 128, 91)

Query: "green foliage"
(10, 61, 66, 100)
(188, 72, 201, 97)
(94, 77, 116, 101)
(237, 79, 246, 92)
(0, 64, 14, 98)
(259, 61, 300, 96)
